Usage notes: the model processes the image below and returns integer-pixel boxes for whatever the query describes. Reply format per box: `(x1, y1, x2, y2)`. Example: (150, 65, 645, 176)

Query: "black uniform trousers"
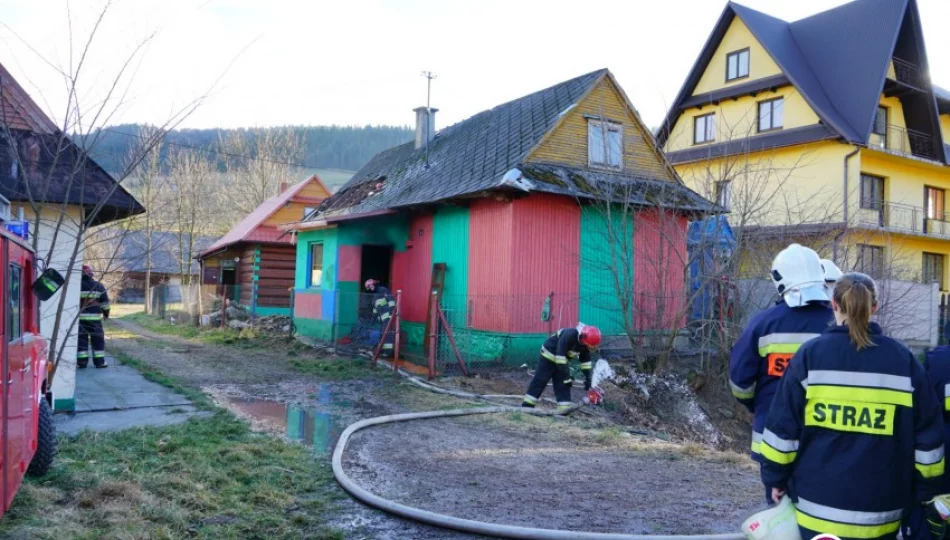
(78, 319, 106, 367)
(523, 355, 571, 407)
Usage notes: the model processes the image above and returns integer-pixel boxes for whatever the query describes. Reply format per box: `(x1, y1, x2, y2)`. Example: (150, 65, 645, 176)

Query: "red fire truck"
(0, 226, 55, 520)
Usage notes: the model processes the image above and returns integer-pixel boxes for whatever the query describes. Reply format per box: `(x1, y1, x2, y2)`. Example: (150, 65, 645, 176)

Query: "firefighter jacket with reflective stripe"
(729, 300, 832, 460)
(80, 274, 110, 320)
(372, 286, 395, 323)
(762, 324, 945, 540)
(924, 345, 950, 493)
(541, 328, 593, 386)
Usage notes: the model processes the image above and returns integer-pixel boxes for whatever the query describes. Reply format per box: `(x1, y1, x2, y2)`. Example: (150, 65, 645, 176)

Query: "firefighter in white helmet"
(820, 259, 842, 300)
(729, 244, 833, 505)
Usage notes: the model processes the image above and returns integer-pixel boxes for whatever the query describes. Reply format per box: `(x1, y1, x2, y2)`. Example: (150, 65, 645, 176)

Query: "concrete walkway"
(54, 357, 208, 436)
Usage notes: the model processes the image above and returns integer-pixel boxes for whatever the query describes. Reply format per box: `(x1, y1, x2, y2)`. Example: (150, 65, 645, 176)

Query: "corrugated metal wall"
(337, 245, 361, 282)
(634, 210, 688, 330)
(432, 206, 470, 326)
(468, 199, 514, 331)
(579, 206, 634, 334)
(510, 194, 579, 333)
(392, 213, 433, 323)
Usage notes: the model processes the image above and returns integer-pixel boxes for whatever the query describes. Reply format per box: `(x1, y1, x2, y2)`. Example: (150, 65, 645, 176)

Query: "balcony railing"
(856, 200, 950, 239)
(893, 58, 926, 90)
(868, 123, 940, 161)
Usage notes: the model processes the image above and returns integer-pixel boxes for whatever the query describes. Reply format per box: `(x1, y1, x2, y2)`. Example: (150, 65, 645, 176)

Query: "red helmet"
(579, 325, 602, 349)
(364, 279, 377, 291)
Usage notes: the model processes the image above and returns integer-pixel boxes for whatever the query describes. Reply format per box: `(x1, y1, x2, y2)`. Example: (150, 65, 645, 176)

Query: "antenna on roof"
(421, 71, 437, 169)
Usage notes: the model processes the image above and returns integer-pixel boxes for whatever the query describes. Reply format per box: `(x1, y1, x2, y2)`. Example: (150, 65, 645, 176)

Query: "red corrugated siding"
(634, 210, 688, 330)
(510, 194, 579, 333)
(468, 200, 514, 332)
(338, 245, 361, 282)
(294, 291, 322, 319)
(393, 214, 433, 323)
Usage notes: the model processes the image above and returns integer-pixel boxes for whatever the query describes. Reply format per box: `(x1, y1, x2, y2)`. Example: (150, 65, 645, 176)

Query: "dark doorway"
(360, 245, 393, 288)
(220, 268, 236, 286)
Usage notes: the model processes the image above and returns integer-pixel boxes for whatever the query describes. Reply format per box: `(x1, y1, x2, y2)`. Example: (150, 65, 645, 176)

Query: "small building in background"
(196, 175, 331, 317)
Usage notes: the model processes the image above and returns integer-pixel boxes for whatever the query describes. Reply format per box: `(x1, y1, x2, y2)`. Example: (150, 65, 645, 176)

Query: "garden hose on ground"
(332, 405, 746, 540)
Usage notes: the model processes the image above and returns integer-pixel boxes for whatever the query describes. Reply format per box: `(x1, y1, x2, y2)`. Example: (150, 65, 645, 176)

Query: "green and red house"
(283, 69, 717, 365)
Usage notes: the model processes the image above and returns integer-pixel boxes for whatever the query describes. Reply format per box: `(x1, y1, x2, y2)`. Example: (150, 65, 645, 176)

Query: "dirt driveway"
(108, 319, 763, 539)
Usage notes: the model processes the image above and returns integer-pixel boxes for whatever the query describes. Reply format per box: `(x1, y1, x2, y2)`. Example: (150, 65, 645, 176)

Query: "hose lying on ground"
(332, 405, 746, 540)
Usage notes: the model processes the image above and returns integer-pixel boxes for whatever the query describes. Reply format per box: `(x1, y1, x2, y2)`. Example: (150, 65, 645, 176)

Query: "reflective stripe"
(80, 292, 100, 298)
(917, 458, 945, 478)
(796, 497, 904, 525)
(553, 356, 568, 365)
(730, 380, 755, 400)
(750, 431, 763, 454)
(567, 352, 579, 359)
(563, 379, 573, 385)
(806, 384, 912, 407)
(382, 344, 394, 350)
(757, 333, 819, 356)
(540, 347, 556, 362)
(795, 512, 900, 539)
(80, 314, 103, 321)
(380, 313, 391, 321)
(93, 352, 105, 358)
(77, 352, 90, 358)
(760, 443, 797, 465)
(556, 401, 572, 410)
(100, 303, 111, 310)
(523, 394, 538, 405)
(917, 446, 945, 465)
(579, 361, 593, 370)
(808, 371, 914, 392)
(763, 429, 799, 452)
(945, 383, 950, 398)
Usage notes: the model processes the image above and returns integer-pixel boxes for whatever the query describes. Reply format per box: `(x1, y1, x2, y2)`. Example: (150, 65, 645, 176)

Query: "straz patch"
(767, 353, 794, 377)
(805, 398, 895, 435)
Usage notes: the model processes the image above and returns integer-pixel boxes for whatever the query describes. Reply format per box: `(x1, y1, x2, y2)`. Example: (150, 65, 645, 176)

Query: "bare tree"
(168, 148, 217, 287)
(220, 127, 303, 215)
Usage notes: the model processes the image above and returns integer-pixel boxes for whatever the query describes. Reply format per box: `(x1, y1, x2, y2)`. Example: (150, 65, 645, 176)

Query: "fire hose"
(332, 404, 746, 540)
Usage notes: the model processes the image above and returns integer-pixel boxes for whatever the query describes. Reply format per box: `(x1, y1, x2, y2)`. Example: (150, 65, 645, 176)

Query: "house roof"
(104, 230, 217, 275)
(307, 69, 715, 222)
(658, 0, 945, 162)
(0, 62, 145, 225)
(199, 175, 328, 258)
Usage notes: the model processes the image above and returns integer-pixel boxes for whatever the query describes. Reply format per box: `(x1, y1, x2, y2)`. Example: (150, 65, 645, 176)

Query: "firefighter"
(78, 264, 110, 368)
(821, 258, 843, 299)
(912, 342, 950, 540)
(762, 273, 945, 540)
(729, 243, 833, 504)
(522, 324, 601, 411)
(365, 279, 396, 358)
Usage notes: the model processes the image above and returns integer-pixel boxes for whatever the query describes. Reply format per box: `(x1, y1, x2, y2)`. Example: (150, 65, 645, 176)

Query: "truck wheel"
(27, 398, 55, 477)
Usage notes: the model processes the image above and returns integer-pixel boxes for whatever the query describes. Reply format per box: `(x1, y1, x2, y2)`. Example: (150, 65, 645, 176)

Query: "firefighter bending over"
(78, 264, 110, 369)
(522, 324, 601, 410)
(365, 279, 396, 358)
(729, 244, 833, 504)
(762, 273, 944, 540)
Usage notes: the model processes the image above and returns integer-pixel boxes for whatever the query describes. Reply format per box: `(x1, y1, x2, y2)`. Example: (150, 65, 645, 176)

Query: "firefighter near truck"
(0, 225, 59, 520)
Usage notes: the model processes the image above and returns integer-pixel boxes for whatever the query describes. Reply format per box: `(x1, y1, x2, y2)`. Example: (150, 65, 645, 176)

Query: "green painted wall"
(338, 215, 409, 250)
(579, 206, 633, 334)
(294, 317, 334, 341)
(296, 228, 339, 290)
(432, 206, 470, 325)
(256, 306, 291, 316)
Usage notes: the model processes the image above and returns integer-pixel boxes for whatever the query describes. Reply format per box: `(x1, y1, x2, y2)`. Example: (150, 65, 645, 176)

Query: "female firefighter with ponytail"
(761, 273, 945, 540)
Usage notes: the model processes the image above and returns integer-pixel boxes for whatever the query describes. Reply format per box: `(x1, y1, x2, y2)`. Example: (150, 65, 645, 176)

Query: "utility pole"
(421, 71, 437, 169)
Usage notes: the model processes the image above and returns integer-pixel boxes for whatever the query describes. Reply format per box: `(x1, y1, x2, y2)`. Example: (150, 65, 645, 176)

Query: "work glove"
(925, 495, 950, 540)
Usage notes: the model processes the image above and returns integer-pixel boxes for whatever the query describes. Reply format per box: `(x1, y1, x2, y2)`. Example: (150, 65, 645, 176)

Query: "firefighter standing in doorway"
(365, 279, 396, 358)
(78, 264, 110, 368)
(729, 244, 833, 504)
(522, 324, 602, 411)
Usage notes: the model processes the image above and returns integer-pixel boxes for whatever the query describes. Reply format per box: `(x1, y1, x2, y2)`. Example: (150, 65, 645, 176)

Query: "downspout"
(837, 147, 860, 261)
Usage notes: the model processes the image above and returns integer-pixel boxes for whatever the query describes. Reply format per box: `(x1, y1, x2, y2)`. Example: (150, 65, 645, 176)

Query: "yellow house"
(658, 0, 950, 290)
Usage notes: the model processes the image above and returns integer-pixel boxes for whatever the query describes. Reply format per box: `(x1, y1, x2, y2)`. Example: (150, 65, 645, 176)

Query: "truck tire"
(27, 398, 55, 477)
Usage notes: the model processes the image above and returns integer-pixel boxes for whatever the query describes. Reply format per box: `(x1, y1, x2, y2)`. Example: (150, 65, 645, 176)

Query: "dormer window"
(726, 48, 750, 81)
(587, 120, 623, 169)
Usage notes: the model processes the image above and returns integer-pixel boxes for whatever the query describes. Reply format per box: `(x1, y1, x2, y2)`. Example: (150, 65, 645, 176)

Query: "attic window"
(588, 120, 623, 170)
(726, 48, 750, 82)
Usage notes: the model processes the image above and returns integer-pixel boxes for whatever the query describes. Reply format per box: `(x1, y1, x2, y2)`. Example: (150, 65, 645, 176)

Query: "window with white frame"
(587, 120, 623, 169)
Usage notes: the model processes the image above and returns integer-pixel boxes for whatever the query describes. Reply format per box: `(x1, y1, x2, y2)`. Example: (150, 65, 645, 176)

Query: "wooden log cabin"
(197, 175, 330, 316)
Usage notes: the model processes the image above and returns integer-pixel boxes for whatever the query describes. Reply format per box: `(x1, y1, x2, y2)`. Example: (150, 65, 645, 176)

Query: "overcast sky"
(1, 0, 948, 132)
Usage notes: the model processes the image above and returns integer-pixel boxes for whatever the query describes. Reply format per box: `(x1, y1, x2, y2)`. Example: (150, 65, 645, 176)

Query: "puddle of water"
(226, 385, 347, 454)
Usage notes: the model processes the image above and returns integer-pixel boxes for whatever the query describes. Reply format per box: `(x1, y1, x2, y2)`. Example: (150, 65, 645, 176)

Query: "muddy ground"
(107, 319, 763, 539)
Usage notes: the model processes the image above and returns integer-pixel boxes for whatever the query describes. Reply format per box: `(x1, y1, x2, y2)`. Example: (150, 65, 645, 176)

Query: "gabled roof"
(0, 62, 145, 225)
(658, 0, 943, 162)
(306, 69, 712, 222)
(199, 175, 328, 258)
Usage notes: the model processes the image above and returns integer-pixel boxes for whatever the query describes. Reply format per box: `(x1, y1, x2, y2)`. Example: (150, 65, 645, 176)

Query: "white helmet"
(821, 259, 843, 284)
(771, 244, 827, 308)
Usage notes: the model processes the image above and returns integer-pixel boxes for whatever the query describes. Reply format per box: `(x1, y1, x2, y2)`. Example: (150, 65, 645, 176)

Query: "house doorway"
(360, 245, 393, 289)
(220, 267, 238, 301)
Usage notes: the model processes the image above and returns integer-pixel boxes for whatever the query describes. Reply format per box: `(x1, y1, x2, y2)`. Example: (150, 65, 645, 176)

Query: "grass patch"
(111, 350, 213, 410)
(0, 413, 344, 540)
(288, 357, 379, 381)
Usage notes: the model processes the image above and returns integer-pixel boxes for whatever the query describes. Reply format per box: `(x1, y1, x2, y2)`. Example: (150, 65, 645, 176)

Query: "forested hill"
(84, 124, 414, 175)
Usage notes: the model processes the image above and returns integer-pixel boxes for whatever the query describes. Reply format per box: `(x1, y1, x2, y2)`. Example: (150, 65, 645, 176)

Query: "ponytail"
(832, 272, 877, 350)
